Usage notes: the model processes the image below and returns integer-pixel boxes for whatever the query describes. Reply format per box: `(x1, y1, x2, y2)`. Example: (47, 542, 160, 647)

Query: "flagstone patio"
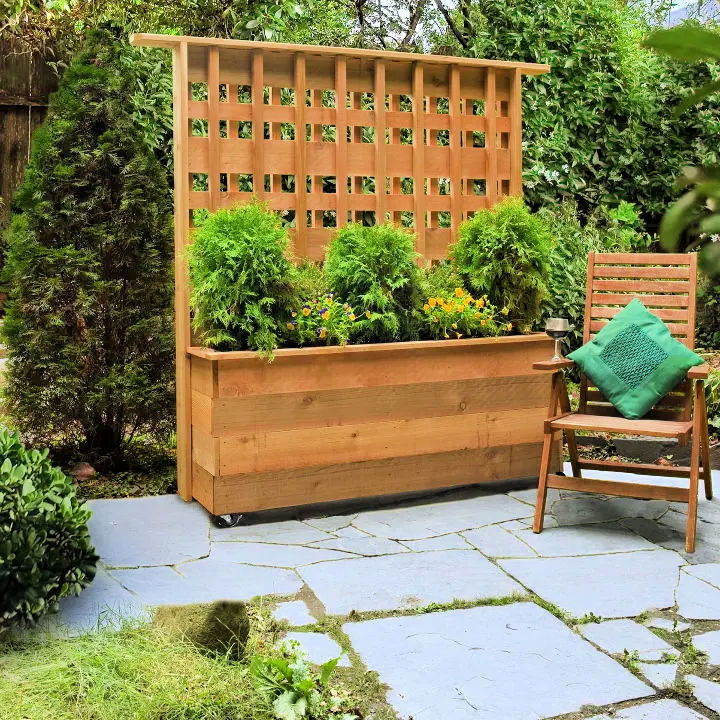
(46, 464, 720, 719)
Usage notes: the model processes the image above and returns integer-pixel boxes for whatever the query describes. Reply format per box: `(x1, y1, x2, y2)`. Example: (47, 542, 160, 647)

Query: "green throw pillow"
(568, 298, 703, 419)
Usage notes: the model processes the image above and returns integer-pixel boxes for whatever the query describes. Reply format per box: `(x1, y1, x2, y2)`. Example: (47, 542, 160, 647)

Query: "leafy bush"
(706, 367, 720, 436)
(450, 198, 552, 332)
(324, 222, 421, 343)
(538, 201, 648, 352)
(2, 29, 174, 463)
(420, 287, 510, 340)
(251, 640, 355, 720)
(0, 427, 97, 628)
(698, 275, 720, 350)
(286, 295, 357, 347)
(188, 202, 296, 354)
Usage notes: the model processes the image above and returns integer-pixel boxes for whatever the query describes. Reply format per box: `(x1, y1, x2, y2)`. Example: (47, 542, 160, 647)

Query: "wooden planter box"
(189, 334, 555, 516)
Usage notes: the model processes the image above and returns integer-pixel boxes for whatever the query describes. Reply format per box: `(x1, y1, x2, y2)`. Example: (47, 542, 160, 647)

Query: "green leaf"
(674, 78, 720, 117)
(319, 656, 340, 685)
(273, 691, 302, 720)
(644, 26, 720, 62)
(659, 189, 701, 251)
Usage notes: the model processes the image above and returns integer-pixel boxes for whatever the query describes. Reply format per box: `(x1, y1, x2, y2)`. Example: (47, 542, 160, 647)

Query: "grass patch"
(0, 604, 391, 720)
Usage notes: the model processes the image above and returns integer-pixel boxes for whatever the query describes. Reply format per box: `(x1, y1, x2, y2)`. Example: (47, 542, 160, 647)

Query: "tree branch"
(401, 0, 427, 47)
(433, 0, 469, 49)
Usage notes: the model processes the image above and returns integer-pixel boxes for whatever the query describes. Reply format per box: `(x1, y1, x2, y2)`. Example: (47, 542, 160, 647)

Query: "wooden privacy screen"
(131, 34, 549, 262)
(129, 34, 549, 501)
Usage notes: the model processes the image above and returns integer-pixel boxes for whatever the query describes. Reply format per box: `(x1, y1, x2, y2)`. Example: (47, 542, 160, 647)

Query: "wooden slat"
(485, 68, 497, 204)
(594, 253, 692, 265)
(199, 443, 545, 514)
(592, 279, 691, 294)
(586, 387, 686, 408)
(591, 293, 690, 308)
(218, 406, 546, 474)
(547, 473, 690, 503)
(207, 47, 221, 210)
(578, 458, 692, 479)
(589, 306, 689, 321)
(335, 56, 348, 231)
(413, 62, 426, 257)
(589, 319, 690, 336)
(374, 60, 386, 224)
(593, 265, 690, 279)
(252, 51, 264, 198)
(550, 412, 692, 438)
(173, 41, 193, 501)
(582, 403, 686, 421)
(687, 251, 698, 348)
(582, 252, 595, 345)
(201, 374, 550, 436)
(449, 64, 462, 237)
(508, 68, 522, 196)
(294, 54, 307, 256)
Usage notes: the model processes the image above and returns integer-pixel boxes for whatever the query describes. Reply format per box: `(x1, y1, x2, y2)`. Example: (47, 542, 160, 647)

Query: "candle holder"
(545, 317, 572, 361)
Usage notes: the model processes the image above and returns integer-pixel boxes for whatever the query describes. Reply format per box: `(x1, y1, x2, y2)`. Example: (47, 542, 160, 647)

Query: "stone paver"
(648, 617, 690, 633)
(352, 494, 531, 540)
(402, 534, 469, 552)
(551, 496, 668, 527)
(302, 515, 356, 533)
(693, 630, 720, 665)
(512, 523, 658, 557)
(273, 600, 316, 627)
(637, 662, 677, 688)
(677, 570, 720, 620)
(344, 602, 652, 720)
(688, 675, 720, 714)
(500, 550, 684, 618)
(311, 536, 409, 556)
(211, 541, 351, 567)
(111, 559, 301, 605)
(579, 620, 673, 660)
(88, 495, 209, 567)
(211, 520, 330, 545)
(462, 525, 537, 558)
(587, 699, 707, 719)
(299, 550, 522, 615)
(284, 632, 350, 666)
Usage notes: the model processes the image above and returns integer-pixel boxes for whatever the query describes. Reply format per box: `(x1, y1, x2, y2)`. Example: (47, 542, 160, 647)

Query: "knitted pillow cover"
(568, 298, 703, 420)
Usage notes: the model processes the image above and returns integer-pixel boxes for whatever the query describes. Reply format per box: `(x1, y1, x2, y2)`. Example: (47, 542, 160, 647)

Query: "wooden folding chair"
(533, 252, 712, 552)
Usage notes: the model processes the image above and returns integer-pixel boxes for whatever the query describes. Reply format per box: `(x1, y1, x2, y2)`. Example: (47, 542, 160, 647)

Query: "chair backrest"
(579, 252, 698, 421)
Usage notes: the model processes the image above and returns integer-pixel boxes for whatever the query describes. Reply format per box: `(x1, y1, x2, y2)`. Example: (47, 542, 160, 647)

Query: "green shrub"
(324, 222, 421, 343)
(450, 198, 552, 332)
(0, 427, 97, 628)
(418, 261, 464, 301)
(285, 294, 357, 347)
(188, 202, 296, 354)
(2, 29, 174, 463)
(706, 368, 720, 437)
(698, 275, 720, 350)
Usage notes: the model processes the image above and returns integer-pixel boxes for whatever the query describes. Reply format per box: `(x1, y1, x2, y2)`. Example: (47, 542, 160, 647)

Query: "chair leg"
(533, 429, 556, 534)
(699, 390, 713, 501)
(686, 429, 701, 554)
(566, 429, 582, 478)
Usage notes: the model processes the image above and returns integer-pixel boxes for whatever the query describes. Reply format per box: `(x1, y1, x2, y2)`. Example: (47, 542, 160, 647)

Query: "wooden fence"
(0, 36, 57, 230)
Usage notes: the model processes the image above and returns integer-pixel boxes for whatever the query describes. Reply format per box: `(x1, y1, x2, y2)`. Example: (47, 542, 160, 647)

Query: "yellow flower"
(454, 287, 464, 298)
(349, 313, 356, 321)
(424, 303, 430, 311)
(433, 316, 439, 323)
(476, 298, 485, 308)
(506, 322, 512, 330)
(319, 328, 327, 339)
(501, 306, 509, 315)
(428, 298, 437, 308)
(455, 332, 463, 339)
(302, 307, 311, 317)
(436, 297, 444, 305)
(452, 323, 458, 330)
(286, 322, 294, 330)
(365, 310, 371, 318)
(481, 319, 486, 327)
(474, 312, 480, 319)
(443, 304, 452, 312)
(291, 311, 298, 318)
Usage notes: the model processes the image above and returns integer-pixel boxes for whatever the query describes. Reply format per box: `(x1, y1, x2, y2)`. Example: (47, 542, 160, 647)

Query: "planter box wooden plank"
(187, 334, 556, 516)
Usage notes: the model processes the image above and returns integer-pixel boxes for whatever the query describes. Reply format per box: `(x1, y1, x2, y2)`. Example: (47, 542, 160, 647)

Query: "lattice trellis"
(129, 34, 549, 500)
(133, 35, 548, 262)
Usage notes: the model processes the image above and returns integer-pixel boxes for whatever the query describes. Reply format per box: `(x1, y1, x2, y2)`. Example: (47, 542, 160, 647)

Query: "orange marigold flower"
(424, 303, 430, 311)
(476, 299, 484, 308)
(428, 298, 437, 308)
(454, 287, 464, 297)
(481, 319, 486, 326)
(474, 312, 480, 319)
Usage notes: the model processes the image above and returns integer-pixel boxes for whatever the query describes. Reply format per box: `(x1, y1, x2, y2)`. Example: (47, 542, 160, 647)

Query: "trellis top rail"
(129, 34, 550, 75)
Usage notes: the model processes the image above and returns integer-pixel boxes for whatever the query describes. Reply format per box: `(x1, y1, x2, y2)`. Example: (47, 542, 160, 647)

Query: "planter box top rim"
(188, 332, 550, 361)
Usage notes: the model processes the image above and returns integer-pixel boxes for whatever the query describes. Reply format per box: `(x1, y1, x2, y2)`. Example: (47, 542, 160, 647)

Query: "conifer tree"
(2, 28, 174, 464)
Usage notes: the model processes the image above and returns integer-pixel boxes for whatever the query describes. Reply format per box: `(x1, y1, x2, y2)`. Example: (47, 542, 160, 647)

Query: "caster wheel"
(212, 513, 245, 528)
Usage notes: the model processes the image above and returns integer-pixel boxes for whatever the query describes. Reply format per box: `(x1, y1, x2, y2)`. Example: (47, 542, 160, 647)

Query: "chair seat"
(550, 412, 692, 438)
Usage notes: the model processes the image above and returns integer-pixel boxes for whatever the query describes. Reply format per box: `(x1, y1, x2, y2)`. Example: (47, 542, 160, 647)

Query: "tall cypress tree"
(2, 28, 174, 464)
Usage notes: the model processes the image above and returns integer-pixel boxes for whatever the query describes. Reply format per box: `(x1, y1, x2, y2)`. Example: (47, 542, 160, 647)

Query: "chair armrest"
(688, 364, 710, 380)
(532, 358, 575, 371)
